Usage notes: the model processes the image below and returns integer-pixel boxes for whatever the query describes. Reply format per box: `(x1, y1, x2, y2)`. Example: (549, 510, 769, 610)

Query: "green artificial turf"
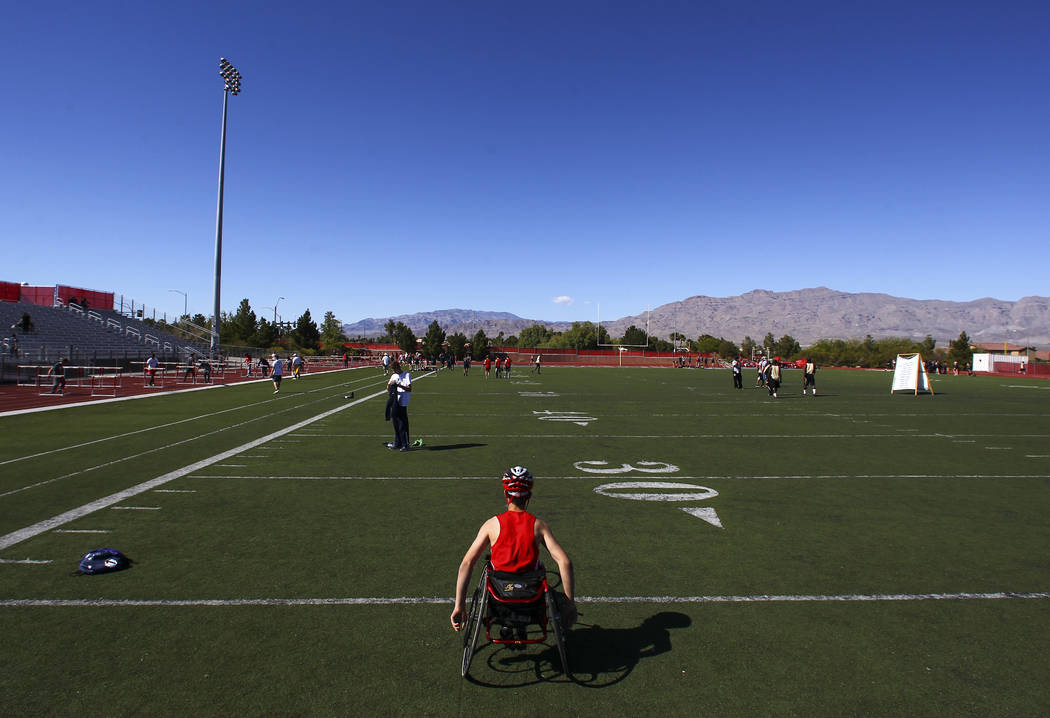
(1, 365, 1048, 716)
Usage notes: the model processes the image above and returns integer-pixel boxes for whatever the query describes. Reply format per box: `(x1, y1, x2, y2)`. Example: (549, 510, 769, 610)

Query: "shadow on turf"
(463, 612, 691, 688)
(423, 443, 486, 452)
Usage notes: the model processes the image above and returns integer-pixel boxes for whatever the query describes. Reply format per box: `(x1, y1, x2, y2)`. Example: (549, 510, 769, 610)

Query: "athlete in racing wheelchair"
(451, 466, 576, 677)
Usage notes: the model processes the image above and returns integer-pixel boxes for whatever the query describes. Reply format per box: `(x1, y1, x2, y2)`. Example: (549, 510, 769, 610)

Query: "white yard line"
(0, 592, 1047, 607)
(0, 388, 390, 551)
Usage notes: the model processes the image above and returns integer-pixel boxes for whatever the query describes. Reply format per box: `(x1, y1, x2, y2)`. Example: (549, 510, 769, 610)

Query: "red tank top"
(491, 511, 538, 573)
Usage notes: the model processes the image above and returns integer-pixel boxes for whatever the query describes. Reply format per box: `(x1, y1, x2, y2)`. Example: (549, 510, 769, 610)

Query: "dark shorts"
(273, 375, 282, 386)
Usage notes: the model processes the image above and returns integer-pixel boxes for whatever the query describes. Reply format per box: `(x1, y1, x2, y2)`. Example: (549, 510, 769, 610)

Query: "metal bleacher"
(0, 300, 207, 365)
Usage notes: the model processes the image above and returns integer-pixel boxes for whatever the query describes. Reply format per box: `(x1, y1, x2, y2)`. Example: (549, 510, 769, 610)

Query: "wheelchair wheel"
(461, 570, 489, 677)
(545, 589, 570, 675)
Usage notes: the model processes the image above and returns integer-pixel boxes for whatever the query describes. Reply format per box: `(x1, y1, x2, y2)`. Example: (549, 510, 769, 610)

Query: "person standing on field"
(534, 354, 541, 374)
(271, 354, 284, 394)
(802, 359, 817, 395)
(386, 360, 412, 451)
(731, 357, 743, 389)
(767, 358, 781, 398)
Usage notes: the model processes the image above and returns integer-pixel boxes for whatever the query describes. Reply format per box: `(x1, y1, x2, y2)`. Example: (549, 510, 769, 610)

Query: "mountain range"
(342, 287, 1050, 347)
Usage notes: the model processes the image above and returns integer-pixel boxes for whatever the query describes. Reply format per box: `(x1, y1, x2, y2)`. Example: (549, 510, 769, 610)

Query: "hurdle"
(175, 363, 200, 385)
(132, 361, 167, 389)
(90, 368, 123, 397)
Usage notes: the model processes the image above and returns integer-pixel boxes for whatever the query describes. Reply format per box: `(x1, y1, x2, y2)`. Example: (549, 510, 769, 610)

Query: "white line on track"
(0, 385, 397, 551)
(188, 473, 1050, 481)
(0, 367, 381, 467)
(1, 592, 1047, 607)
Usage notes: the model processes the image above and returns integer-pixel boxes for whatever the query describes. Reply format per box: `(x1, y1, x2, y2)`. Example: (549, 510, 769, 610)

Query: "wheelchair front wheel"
(545, 589, 570, 675)
(461, 572, 489, 677)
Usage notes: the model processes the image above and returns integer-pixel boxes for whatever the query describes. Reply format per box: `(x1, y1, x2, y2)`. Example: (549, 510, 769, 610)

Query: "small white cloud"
(552, 296, 574, 306)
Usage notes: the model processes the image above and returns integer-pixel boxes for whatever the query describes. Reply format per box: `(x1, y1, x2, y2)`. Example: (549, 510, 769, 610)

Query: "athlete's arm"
(450, 517, 497, 630)
(537, 520, 574, 601)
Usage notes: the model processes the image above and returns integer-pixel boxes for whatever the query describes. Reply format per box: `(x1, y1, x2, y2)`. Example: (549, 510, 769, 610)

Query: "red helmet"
(502, 466, 533, 498)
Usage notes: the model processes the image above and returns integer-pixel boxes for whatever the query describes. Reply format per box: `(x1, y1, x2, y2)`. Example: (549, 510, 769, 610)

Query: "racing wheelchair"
(460, 561, 570, 678)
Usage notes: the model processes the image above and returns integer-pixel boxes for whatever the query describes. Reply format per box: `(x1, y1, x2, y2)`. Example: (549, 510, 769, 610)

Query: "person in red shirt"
(451, 466, 575, 631)
(484, 355, 492, 378)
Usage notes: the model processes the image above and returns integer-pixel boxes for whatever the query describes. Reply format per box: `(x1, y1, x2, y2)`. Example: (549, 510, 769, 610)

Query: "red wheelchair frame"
(460, 561, 569, 678)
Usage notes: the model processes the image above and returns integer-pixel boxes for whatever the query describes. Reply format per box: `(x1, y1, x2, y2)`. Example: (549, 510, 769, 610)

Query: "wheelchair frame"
(460, 562, 569, 678)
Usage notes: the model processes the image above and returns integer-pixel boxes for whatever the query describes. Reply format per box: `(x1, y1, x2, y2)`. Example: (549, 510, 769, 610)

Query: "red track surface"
(0, 361, 362, 415)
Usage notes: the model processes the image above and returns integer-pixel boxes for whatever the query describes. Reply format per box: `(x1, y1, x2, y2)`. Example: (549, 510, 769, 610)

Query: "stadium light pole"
(168, 289, 187, 319)
(211, 57, 242, 355)
(274, 296, 285, 325)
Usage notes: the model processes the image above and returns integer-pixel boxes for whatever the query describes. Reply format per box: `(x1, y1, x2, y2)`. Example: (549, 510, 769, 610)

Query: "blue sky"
(3, 1, 1048, 327)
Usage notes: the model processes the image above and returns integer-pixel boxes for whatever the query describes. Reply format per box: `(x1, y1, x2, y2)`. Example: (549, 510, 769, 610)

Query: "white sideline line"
(0, 367, 381, 465)
(0, 382, 379, 500)
(53, 529, 111, 534)
(1, 592, 1048, 607)
(111, 506, 160, 511)
(0, 366, 369, 419)
(0, 558, 53, 565)
(153, 490, 196, 493)
(189, 473, 1050, 481)
(0, 387, 393, 551)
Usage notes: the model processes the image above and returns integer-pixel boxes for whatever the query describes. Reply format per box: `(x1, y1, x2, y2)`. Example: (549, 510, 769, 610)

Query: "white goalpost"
(890, 353, 934, 396)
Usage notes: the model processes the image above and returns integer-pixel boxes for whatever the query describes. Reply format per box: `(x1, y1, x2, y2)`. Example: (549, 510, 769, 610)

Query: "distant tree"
(518, 324, 552, 349)
(717, 338, 740, 359)
(648, 336, 674, 352)
(447, 332, 467, 361)
(319, 311, 348, 353)
(291, 309, 320, 350)
(549, 322, 608, 350)
(741, 336, 757, 359)
(948, 331, 972, 366)
(471, 329, 490, 360)
(920, 335, 936, 356)
(622, 325, 647, 346)
(503, 335, 519, 348)
(762, 332, 776, 354)
(421, 320, 446, 360)
(227, 299, 258, 344)
(392, 321, 417, 355)
(774, 334, 801, 359)
(251, 318, 279, 348)
(694, 334, 721, 353)
(191, 313, 209, 328)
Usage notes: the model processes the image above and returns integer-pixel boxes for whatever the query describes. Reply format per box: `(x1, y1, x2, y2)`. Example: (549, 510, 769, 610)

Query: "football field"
(2, 365, 1048, 716)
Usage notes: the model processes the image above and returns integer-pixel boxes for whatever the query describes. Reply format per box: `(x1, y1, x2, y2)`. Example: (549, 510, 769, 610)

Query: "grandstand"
(0, 282, 209, 382)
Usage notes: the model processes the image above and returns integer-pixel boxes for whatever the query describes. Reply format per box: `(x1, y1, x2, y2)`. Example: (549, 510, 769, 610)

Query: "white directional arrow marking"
(681, 507, 723, 528)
